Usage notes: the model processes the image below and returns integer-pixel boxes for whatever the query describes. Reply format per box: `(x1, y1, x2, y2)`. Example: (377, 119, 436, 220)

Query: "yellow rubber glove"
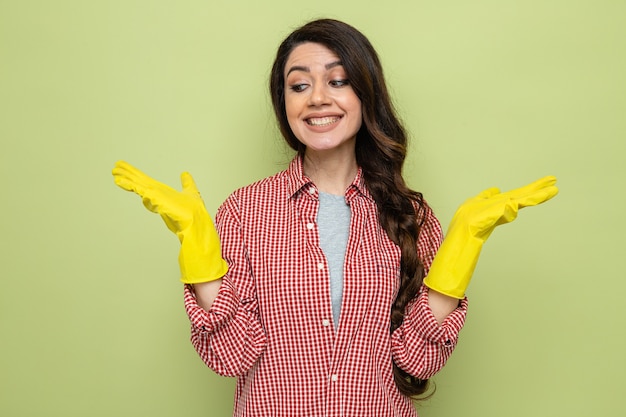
(112, 161, 228, 284)
(424, 176, 558, 299)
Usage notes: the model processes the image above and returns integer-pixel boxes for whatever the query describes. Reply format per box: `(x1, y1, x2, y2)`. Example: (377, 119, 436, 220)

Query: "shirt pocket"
(376, 263, 401, 304)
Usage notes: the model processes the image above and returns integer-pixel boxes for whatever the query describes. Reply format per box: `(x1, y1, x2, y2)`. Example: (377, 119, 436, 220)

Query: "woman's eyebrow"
(325, 60, 343, 70)
(286, 61, 343, 76)
(286, 65, 309, 75)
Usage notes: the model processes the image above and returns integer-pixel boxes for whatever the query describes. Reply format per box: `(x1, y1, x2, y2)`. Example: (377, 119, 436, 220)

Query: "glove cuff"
(423, 227, 484, 299)
(177, 216, 228, 284)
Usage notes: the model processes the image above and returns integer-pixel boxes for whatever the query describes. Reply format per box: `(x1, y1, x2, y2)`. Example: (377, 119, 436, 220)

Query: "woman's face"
(283, 42, 362, 156)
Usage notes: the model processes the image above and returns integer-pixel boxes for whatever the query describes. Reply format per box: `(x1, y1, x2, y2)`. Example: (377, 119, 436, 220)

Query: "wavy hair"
(269, 19, 431, 398)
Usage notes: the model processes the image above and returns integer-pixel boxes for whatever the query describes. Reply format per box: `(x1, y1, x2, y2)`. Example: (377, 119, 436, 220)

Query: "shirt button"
(317, 262, 324, 270)
(306, 222, 315, 230)
(322, 319, 330, 327)
(308, 187, 316, 194)
(331, 374, 338, 382)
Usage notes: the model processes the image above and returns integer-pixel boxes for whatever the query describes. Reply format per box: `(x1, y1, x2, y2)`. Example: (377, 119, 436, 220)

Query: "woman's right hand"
(113, 160, 204, 237)
(112, 161, 228, 284)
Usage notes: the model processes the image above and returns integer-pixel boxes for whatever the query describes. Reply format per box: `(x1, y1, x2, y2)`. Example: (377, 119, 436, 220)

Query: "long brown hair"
(270, 19, 431, 398)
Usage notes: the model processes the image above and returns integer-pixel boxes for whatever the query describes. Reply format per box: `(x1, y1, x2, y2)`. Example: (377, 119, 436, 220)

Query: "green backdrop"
(1, 1, 624, 416)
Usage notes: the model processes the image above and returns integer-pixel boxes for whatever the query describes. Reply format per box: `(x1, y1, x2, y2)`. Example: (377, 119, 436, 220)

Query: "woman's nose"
(308, 83, 331, 106)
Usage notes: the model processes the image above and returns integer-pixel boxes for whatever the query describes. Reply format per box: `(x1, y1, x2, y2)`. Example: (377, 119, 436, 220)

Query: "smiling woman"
(112, 17, 557, 417)
(266, 20, 466, 404)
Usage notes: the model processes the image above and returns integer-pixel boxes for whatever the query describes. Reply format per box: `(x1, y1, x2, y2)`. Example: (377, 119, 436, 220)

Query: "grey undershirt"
(317, 191, 351, 328)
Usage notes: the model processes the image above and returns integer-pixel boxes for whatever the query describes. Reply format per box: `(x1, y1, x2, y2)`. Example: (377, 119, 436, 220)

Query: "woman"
(113, 18, 557, 417)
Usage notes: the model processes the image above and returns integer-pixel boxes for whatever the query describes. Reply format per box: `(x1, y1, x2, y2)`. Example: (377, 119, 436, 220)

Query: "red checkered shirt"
(184, 156, 468, 417)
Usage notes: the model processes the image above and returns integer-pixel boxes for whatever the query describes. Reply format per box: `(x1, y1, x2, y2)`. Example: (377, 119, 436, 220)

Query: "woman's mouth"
(306, 116, 341, 126)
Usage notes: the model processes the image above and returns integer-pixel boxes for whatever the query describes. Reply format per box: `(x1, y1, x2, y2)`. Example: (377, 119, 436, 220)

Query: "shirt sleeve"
(183, 194, 267, 377)
(390, 201, 469, 380)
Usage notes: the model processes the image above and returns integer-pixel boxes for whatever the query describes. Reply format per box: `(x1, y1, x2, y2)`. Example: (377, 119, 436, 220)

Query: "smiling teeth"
(307, 117, 339, 126)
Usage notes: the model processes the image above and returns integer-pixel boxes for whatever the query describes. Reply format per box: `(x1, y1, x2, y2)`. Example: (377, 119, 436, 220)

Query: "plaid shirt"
(184, 156, 468, 417)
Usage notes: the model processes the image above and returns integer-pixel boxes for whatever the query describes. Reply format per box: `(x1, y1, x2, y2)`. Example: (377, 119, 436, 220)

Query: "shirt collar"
(285, 155, 374, 203)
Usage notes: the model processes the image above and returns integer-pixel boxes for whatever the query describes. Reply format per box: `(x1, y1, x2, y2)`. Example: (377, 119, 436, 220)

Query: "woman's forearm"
(427, 288, 460, 325)
(192, 279, 223, 311)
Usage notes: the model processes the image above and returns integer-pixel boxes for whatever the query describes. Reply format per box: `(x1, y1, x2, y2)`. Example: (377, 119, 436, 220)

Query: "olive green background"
(1, 1, 624, 416)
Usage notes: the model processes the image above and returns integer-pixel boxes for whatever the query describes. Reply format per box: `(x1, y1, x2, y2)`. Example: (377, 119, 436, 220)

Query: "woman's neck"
(302, 150, 358, 196)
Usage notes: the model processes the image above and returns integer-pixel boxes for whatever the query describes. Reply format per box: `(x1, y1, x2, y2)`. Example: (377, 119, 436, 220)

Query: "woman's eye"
(290, 84, 308, 92)
(330, 79, 349, 87)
